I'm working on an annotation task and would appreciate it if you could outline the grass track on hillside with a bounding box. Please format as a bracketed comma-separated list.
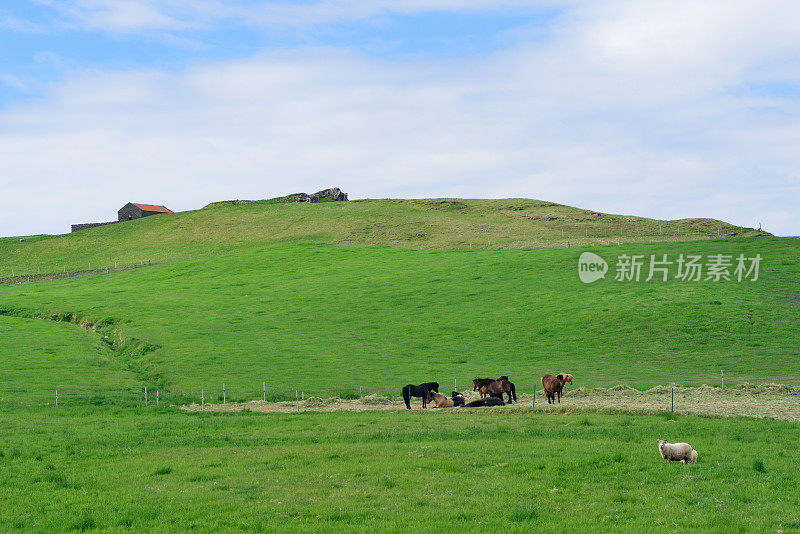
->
[1, 408, 798, 532]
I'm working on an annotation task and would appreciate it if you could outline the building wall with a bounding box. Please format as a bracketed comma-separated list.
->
[118, 204, 143, 221]
[71, 221, 118, 233]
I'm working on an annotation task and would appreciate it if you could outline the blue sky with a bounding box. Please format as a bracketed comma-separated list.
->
[1, 1, 799, 237]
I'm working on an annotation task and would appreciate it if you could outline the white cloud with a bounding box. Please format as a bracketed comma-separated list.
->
[0, 10, 43, 33]
[2, 1, 799, 236]
[36, 0, 575, 31]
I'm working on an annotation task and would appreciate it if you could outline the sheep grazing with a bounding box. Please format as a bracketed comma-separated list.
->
[657, 440, 698, 463]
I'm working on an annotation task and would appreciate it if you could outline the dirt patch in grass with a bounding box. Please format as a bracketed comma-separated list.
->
[181, 384, 800, 421]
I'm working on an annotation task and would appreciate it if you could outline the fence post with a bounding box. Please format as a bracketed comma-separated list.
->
[360, 386, 363, 399]
[55, 390, 58, 407]
[454, 378, 457, 392]
[671, 387, 674, 413]
[223, 383, 226, 404]
[721, 369, 724, 390]
[263, 381, 266, 401]
[201, 389, 204, 411]
[533, 384, 535, 407]
[296, 390, 299, 412]
[144, 387, 148, 406]
[156, 390, 160, 407]
[302, 391, 304, 401]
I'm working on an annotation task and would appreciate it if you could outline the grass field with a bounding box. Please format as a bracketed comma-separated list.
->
[0, 198, 797, 532]
[1, 198, 766, 279]
[1, 407, 798, 532]
[1, 237, 797, 405]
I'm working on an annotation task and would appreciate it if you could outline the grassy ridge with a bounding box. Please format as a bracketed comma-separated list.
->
[1, 408, 798, 532]
[2, 198, 765, 278]
[2, 238, 796, 403]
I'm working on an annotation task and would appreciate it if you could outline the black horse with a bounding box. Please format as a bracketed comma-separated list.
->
[402, 382, 439, 409]
[464, 397, 505, 407]
[451, 391, 466, 407]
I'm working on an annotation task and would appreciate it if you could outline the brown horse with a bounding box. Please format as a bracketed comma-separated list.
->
[426, 391, 455, 408]
[541, 374, 569, 404]
[473, 378, 517, 403]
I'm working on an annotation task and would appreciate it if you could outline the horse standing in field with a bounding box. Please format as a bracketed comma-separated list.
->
[402, 382, 439, 409]
[541, 374, 570, 404]
[473, 377, 517, 404]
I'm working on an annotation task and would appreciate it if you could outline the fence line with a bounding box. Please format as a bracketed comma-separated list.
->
[2, 372, 797, 411]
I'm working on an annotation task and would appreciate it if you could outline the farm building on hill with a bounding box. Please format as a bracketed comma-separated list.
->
[71, 202, 173, 232]
[118, 203, 173, 221]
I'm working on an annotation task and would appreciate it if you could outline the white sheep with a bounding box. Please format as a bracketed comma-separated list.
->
[657, 440, 698, 463]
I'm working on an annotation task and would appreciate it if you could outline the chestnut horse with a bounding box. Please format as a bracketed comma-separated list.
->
[541, 374, 570, 404]
[472, 377, 517, 404]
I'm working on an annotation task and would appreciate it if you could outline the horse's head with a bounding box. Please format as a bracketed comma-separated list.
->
[472, 379, 479, 391]
[563, 374, 573, 385]
[426, 390, 437, 402]
[498, 376, 509, 381]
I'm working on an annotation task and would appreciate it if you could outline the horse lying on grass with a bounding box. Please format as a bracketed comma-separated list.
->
[426, 391, 455, 408]
[472, 377, 517, 404]
[464, 397, 505, 407]
[402, 382, 439, 409]
[451, 391, 465, 407]
[541, 374, 572, 404]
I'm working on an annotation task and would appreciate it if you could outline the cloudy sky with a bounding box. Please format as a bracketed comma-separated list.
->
[1, 1, 799, 237]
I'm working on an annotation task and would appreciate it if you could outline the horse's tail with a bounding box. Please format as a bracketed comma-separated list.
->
[510, 381, 517, 402]
[402, 385, 411, 409]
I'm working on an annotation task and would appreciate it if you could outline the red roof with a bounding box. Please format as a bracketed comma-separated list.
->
[133, 203, 173, 213]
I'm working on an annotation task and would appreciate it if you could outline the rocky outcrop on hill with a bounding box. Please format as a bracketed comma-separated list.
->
[285, 188, 348, 203]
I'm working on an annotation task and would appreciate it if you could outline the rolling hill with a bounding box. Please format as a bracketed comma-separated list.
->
[1, 198, 768, 280]
[1, 207, 796, 404]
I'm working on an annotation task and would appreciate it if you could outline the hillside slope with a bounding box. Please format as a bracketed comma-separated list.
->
[1, 237, 796, 404]
[2, 198, 767, 279]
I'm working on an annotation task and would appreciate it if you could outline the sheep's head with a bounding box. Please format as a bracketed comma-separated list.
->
[657, 439, 668, 450]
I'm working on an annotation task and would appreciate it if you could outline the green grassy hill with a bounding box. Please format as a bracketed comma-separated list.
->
[2, 197, 798, 532]
[2, 198, 767, 279]
[2, 236, 796, 404]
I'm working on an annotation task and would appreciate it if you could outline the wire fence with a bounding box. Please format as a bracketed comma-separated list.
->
[3, 374, 798, 415]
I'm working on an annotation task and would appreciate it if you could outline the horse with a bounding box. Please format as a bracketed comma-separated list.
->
[451, 391, 465, 407]
[426, 391, 455, 408]
[464, 397, 505, 407]
[402, 382, 439, 409]
[473, 377, 517, 403]
[541, 374, 569, 404]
